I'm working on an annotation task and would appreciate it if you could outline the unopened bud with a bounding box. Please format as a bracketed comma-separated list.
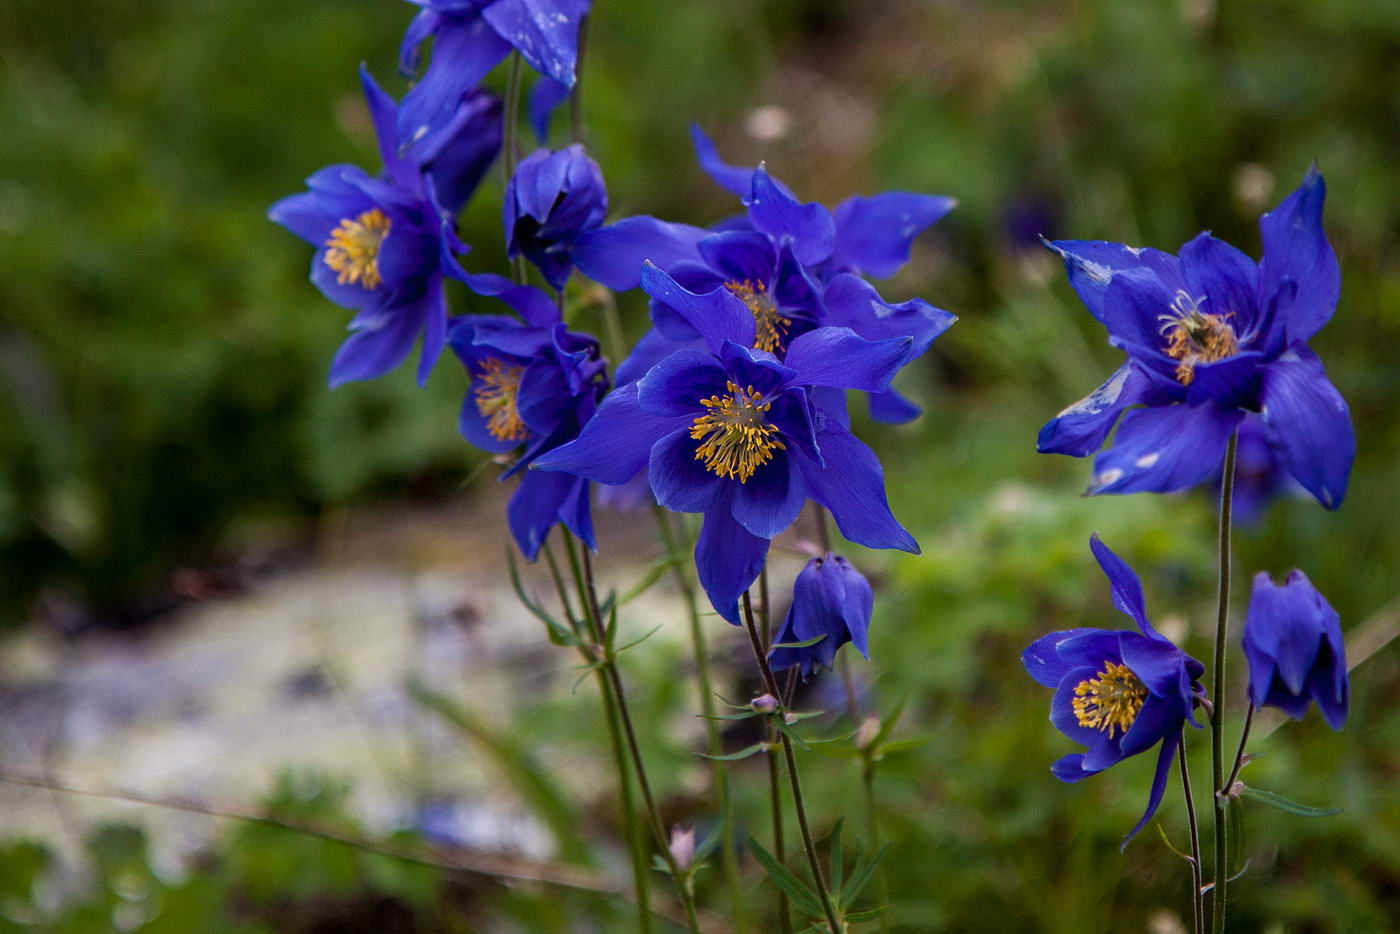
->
[751, 694, 778, 713]
[669, 825, 696, 870]
[855, 715, 881, 750]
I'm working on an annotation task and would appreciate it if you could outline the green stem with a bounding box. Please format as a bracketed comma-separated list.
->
[1179, 734, 1204, 934]
[570, 15, 589, 144]
[1224, 704, 1255, 794]
[742, 591, 843, 933]
[502, 53, 528, 285]
[755, 566, 792, 934]
[1209, 431, 1238, 934]
[654, 510, 748, 933]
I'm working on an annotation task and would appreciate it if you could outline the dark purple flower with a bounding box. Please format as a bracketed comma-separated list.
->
[269, 67, 495, 387]
[1038, 169, 1354, 509]
[505, 144, 607, 290]
[448, 290, 608, 559]
[1242, 570, 1348, 729]
[1022, 535, 1206, 848]
[397, 0, 589, 149]
[768, 553, 873, 679]
[532, 264, 918, 622]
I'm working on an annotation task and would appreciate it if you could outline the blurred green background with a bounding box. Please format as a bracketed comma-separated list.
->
[1, 0, 1398, 930]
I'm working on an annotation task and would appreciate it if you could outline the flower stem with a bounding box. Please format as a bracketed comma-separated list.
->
[653, 510, 748, 933]
[501, 52, 528, 286]
[570, 15, 589, 145]
[1209, 430, 1238, 934]
[562, 533, 703, 933]
[1178, 733, 1204, 934]
[742, 591, 843, 934]
[1224, 704, 1255, 794]
[755, 566, 793, 934]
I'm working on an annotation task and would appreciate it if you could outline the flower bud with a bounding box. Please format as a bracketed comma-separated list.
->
[751, 694, 778, 713]
[1242, 569, 1348, 729]
[768, 554, 873, 679]
[668, 825, 696, 871]
[505, 144, 607, 289]
[855, 715, 881, 750]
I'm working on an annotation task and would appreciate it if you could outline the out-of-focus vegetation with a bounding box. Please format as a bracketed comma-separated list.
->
[1, 0, 1398, 930]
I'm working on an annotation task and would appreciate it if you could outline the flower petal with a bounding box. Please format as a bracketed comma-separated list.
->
[1038, 363, 1163, 457]
[792, 420, 917, 553]
[821, 273, 957, 357]
[1121, 738, 1178, 850]
[634, 350, 729, 417]
[640, 263, 756, 352]
[1022, 628, 1110, 688]
[508, 468, 585, 561]
[1179, 232, 1259, 332]
[1257, 168, 1339, 344]
[730, 453, 805, 539]
[532, 382, 686, 484]
[615, 328, 699, 386]
[746, 164, 835, 268]
[829, 192, 955, 279]
[1088, 404, 1244, 496]
[328, 298, 429, 387]
[398, 15, 510, 148]
[866, 387, 922, 425]
[649, 427, 726, 514]
[691, 123, 765, 198]
[571, 216, 708, 291]
[1089, 534, 1155, 635]
[696, 230, 776, 285]
[1050, 753, 1095, 783]
[481, 0, 586, 86]
[1044, 239, 1185, 321]
[1259, 345, 1354, 509]
[695, 496, 770, 624]
[783, 327, 914, 393]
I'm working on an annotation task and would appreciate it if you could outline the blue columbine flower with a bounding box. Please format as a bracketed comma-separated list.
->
[1038, 169, 1355, 509]
[397, 0, 589, 149]
[505, 144, 607, 290]
[769, 553, 873, 679]
[448, 290, 608, 559]
[532, 264, 918, 622]
[570, 126, 956, 422]
[1022, 535, 1206, 847]
[1242, 570, 1348, 730]
[269, 67, 497, 387]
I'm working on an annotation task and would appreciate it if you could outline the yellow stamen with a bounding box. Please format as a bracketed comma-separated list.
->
[1158, 290, 1238, 385]
[1072, 661, 1148, 739]
[474, 357, 528, 443]
[324, 208, 391, 290]
[725, 279, 792, 354]
[690, 381, 786, 482]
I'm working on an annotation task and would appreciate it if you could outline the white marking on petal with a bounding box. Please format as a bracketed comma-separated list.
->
[1055, 367, 1130, 419]
[870, 298, 894, 319]
[1135, 452, 1160, 468]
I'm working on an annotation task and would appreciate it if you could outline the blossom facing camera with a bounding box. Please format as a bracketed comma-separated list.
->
[1021, 535, 1206, 848]
[1038, 169, 1354, 510]
[505, 145, 608, 289]
[769, 554, 873, 679]
[1242, 570, 1348, 729]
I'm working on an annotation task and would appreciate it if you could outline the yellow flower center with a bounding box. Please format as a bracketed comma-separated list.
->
[324, 208, 391, 290]
[1158, 291, 1238, 385]
[1072, 661, 1148, 739]
[690, 381, 786, 483]
[474, 357, 528, 443]
[725, 279, 792, 354]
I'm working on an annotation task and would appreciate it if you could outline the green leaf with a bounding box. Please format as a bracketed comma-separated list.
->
[844, 905, 893, 923]
[697, 743, 768, 762]
[828, 818, 845, 894]
[1155, 823, 1197, 866]
[873, 736, 931, 758]
[613, 624, 663, 657]
[745, 834, 824, 918]
[841, 841, 890, 907]
[872, 695, 909, 742]
[1237, 786, 1342, 817]
[771, 633, 828, 650]
[618, 557, 678, 606]
[699, 711, 762, 721]
[506, 548, 576, 646]
[1228, 794, 1247, 874]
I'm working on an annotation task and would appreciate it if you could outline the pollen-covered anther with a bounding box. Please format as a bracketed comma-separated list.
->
[1158, 290, 1239, 384]
[690, 381, 786, 482]
[1072, 661, 1148, 738]
[474, 357, 528, 443]
[324, 208, 391, 289]
[725, 279, 792, 353]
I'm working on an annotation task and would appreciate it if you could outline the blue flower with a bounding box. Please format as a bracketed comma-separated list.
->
[505, 144, 607, 290]
[532, 264, 918, 622]
[570, 126, 956, 422]
[1216, 415, 1295, 524]
[448, 291, 608, 560]
[768, 553, 873, 679]
[1022, 535, 1206, 848]
[1242, 570, 1348, 730]
[269, 67, 495, 387]
[397, 0, 589, 148]
[1038, 169, 1354, 509]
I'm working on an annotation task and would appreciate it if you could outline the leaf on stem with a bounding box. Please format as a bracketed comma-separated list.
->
[1236, 786, 1343, 817]
[746, 834, 825, 919]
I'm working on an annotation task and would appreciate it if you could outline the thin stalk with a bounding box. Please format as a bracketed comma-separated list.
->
[1209, 431, 1238, 934]
[1179, 734, 1204, 934]
[563, 533, 703, 933]
[1224, 704, 1255, 794]
[742, 592, 843, 933]
[654, 509, 748, 933]
[756, 565, 793, 934]
[570, 15, 589, 144]
[501, 53, 528, 285]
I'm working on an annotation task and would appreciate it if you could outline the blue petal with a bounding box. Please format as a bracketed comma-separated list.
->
[1088, 404, 1244, 496]
[649, 427, 725, 514]
[746, 164, 835, 268]
[829, 192, 955, 279]
[1051, 666, 1113, 748]
[1118, 633, 1190, 702]
[415, 284, 448, 386]
[866, 387, 922, 425]
[358, 65, 413, 187]
[572, 216, 707, 291]
[1259, 346, 1353, 509]
[416, 89, 503, 214]
[1044, 239, 1185, 321]
[690, 123, 758, 198]
[820, 273, 956, 357]
[792, 420, 917, 553]
[532, 382, 686, 484]
[634, 350, 729, 417]
[1243, 571, 1315, 697]
[1185, 352, 1265, 409]
[1038, 363, 1163, 457]
[1022, 627, 1111, 688]
[1050, 753, 1095, 783]
[398, 15, 510, 149]
[695, 496, 770, 624]
[767, 389, 820, 462]
[1257, 168, 1339, 345]
[328, 297, 429, 387]
[268, 189, 337, 244]
[730, 453, 805, 539]
[508, 468, 576, 560]
[696, 230, 776, 285]
[529, 75, 570, 142]
[1179, 232, 1259, 333]
[1100, 267, 1182, 353]
[615, 328, 698, 386]
[639, 264, 756, 354]
[783, 327, 914, 392]
[481, 0, 587, 87]
[1088, 534, 1155, 636]
[1121, 738, 1178, 850]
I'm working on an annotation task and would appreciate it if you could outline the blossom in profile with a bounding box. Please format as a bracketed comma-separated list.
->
[1038, 169, 1354, 509]
[505, 144, 607, 289]
[268, 67, 495, 387]
[1022, 535, 1205, 847]
[1242, 570, 1348, 729]
[448, 292, 608, 560]
[397, 0, 589, 149]
[768, 553, 873, 679]
[532, 264, 918, 622]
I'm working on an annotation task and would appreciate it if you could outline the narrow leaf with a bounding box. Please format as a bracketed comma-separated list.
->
[844, 905, 893, 923]
[771, 633, 828, 650]
[828, 818, 845, 894]
[506, 548, 576, 645]
[1237, 786, 1343, 817]
[1155, 823, 1197, 866]
[697, 743, 768, 762]
[841, 841, 890, 906]
[746, 834, 824, 918]
[618, 558, 678, 606]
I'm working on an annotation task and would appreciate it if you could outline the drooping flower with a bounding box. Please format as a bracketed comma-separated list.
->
[505, 144, 607, 290]
[1242, 570, 1348, 729]
[768, 553, 873, 679]
[571, 126, 956, 422]
[269, 67, 496, 387]
[448, 289, 608, 559]
[1038, 169, 1354, 509]
[532, 264, 918, 622]
[397, 0, 589, 149]
[1022, 535, 1206, 847]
